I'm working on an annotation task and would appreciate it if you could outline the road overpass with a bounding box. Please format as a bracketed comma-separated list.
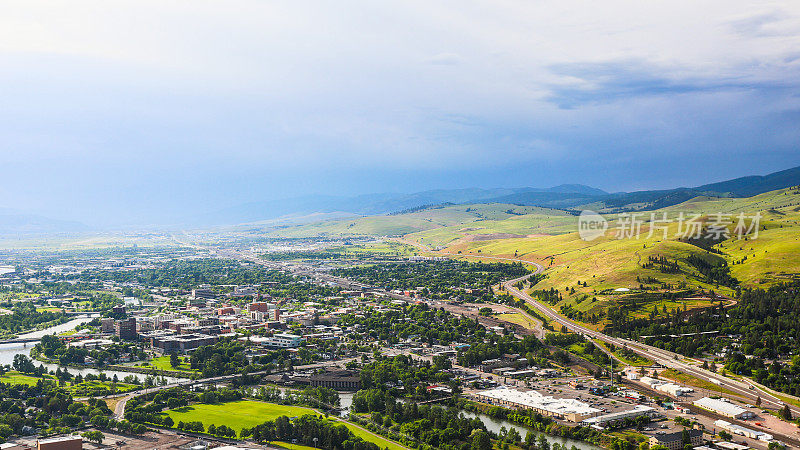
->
[502, 272, 800, 418]
[204, 240, 800, 418]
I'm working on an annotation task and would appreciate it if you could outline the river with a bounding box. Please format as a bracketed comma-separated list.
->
[459, 410, 602, 450]
[0, 316, 185, 383]
[0, 320, 598, 449]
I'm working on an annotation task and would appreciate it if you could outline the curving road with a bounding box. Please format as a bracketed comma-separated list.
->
[401, 234, 800, 416]
[203, 235, 800, 418]
[502, 272, 800, 417]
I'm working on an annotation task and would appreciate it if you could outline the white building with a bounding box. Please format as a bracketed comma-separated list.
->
[639, 376, 694, 396]
[714, 419, 772, 441]
[247, 333, 304, 348]
[694, 397, 755, 419]
[582, 405, 656, 427]
[472, 387, 601, 422]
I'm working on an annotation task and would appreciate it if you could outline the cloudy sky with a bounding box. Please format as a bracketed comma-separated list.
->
[1, 0, 799, 226]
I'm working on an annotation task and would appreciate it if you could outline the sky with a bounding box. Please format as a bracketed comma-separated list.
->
[1, 0, 799, 227]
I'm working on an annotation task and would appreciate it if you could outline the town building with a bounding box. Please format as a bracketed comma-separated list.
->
[150, 333, 218, 353]
[230, 286, 258, 297]
[713, 420, 773, 442]
[472, 387, 601, 422]
[693, 397, 755, 420]
[115, 317, 137, 340]
[581, 405, 656, 427]
[310, 370, 361, 391]
[648, 429, 703, 450]
[246, 333, 303, 348]
[100, 317, 115, 333]
[639, 376, 694, 396]
[37, 436, 82, 450]
[192, 288, 216, 299]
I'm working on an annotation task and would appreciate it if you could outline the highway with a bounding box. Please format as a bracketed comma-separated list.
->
[196, 237, 800, 418]
[395, 237, 800, 417]
[112, 358, 355, 419]
[502, 272, 800, 417]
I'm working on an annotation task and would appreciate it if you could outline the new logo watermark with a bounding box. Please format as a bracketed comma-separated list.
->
[577, 211, 761, 242]
[578, 210, 608, 241]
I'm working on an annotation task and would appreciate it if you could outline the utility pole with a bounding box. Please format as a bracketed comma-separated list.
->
[610, 354, 614, 388]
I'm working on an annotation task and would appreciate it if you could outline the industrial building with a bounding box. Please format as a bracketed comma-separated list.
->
[639, 376, 694, 396]
[472, 387, 601, 422]
[693, 397, 755, 420]
[714, 420, 772, 442]
[581, 405, 657, 427]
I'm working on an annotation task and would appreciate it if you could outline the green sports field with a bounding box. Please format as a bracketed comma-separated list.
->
[163, 401, 315, 432]
[334, 419, 408, 450]
[162, 400, 408, 449]
[134, 355, 196, 373]
[0, 371, 47, 386]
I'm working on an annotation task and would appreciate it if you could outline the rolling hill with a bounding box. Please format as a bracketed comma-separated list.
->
[433, 186, 800, 328]
[239, 165, 800, 234]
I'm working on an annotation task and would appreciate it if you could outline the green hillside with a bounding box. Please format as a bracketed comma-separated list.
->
[256, 187, 800, 327]
[441, 187, 800, 328]
[260, 203, 573, 239]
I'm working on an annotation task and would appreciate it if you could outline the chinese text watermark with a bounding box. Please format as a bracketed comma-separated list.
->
[577, 211, 761, 241]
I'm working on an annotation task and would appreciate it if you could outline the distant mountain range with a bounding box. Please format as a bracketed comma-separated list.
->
[204, 165, 800, 226]
[3, 166, 799, 234]
[0, 209, 90, 236]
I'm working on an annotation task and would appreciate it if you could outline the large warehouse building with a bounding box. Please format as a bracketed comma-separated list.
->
[693, 397, 755, 419]
[582, 405, 657, 428]
[472, 387, 601, 422]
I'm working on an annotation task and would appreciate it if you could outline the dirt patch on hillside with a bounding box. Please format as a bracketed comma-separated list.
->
[464, 233, 527, 241]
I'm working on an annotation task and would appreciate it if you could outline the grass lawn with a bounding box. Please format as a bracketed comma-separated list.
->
[163, 401, 316, 432]
[137, 355, 195, 372]
[659, 369, 738, 396]
[595, 341, 652, 366]
[162, 401, 408, 450]
[0, 371, 49, 386]
[496, 312, 541, 330]
[68, 380, 138, 397]
[334, 419, 408, 450]
[271, 443, 318, 450]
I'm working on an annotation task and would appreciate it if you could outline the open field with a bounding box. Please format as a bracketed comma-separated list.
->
[162, 401, 316, 432]
[161, 401, 408, 449]
[69, 380, 139, 396]
[418, 189, 800, 327]
[133, 355, 195, 373]
[659, 369, 737, 396]
[0, 371, 138, 396]
[334, 419, 408, 450]
[260, 203, 573, 241]
[272, 443, 317, 450]
[446, 228, 724, 327]
[496, 312, 540, 330]
[0, 371, 47, 386]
